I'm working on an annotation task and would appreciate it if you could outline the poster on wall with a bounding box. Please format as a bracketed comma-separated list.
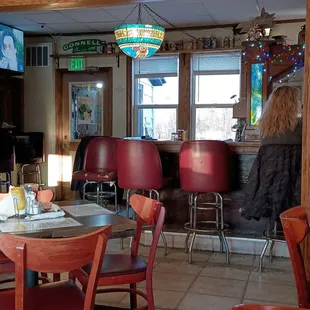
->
[77, 96, 96, 125]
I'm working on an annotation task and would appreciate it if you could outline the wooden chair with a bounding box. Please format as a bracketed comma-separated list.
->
[0, 225, 111, 310]
[280, 206, 309, 308]
[0, 190, 55, 283]
[233, 305, 307, 310]
[70, 194, 166, 310]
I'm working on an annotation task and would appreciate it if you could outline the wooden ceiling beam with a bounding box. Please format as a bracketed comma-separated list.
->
[0, 0, 163, 13]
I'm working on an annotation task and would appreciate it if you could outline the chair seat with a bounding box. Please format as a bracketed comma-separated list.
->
[83, 254, 147, 278]
[73, 170, 117, 182]
[0, 280, 85, 310]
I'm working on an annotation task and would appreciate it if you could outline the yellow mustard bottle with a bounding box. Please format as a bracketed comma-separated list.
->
[10, 187, 27, 215]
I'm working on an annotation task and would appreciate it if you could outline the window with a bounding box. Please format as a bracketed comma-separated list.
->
[191, 52, 241, 140]
[133, 56, 178, 140]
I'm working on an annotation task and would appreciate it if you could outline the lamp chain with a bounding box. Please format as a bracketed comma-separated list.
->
[137, 4, 142, 23]
[121, 4, 139, 24]
[143, 4, 197, 40]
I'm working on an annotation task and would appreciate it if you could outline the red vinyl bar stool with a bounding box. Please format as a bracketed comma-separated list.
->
[117, 139, 168, 256]
[180, 140, 231, 264]
[72, 137, 118, 210]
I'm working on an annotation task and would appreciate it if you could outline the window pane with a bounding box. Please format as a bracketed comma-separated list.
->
[138, 108, 176, 140]
[192, 53, 241, 71]
[134, 56, 178, 75]
[137, 77, 178, 105]
[195, 75, 240, 104]
[195, 108, 236, 140]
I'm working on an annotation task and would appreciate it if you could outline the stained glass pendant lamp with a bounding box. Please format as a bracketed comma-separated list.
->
[114, 4, 165, 59]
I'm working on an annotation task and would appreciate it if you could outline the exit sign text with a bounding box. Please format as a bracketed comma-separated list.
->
[69, 57, 85, 71]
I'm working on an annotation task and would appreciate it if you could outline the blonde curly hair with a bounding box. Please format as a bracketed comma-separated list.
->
[259, 85, 301, 137]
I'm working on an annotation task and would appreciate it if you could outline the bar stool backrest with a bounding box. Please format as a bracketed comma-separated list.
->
[117, 140, 163, 190]
[280, 206, 309, 308]
[180, 140, 230, 193]
[83, 137, 118, 173]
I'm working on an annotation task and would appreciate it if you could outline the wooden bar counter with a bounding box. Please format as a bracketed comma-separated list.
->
[152, 140, 266, 236]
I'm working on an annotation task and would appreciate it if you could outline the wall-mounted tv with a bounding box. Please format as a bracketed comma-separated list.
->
[0, 24, 24, 73]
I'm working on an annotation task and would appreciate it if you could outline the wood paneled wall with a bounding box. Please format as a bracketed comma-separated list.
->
[178, 53, 191, 134]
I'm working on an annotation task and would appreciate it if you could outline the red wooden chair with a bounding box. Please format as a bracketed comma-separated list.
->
[0, 225, 111, 310]
[0, 190, 55, 283]
[70, 194, 166, 310]
[280, 206, 309, 308]
[233, 305, 307, 310]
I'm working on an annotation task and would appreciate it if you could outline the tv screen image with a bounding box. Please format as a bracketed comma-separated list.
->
[0, 24, 24, 73]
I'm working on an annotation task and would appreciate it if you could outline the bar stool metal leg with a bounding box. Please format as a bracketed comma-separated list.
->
[259, 239, 270, 272]
[188, 193, 198, 264]
[96, 183, 100, 205]
[185, 193, 194, 253]
[112, 182, 118, 212]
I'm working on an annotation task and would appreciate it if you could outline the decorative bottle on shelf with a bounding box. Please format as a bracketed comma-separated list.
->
[298, 25, 306, 44]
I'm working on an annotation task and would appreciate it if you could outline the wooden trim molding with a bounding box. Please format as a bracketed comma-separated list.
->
[0, 0, 162, 12]
[126, 56, 132, 136]
[178, 53, 191, 134]
[302, 1, 310, 212]
[301, 0, 310, 280]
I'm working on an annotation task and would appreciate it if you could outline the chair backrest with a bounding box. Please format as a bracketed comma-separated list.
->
[0, 226, 111, 310]
[117, 140, 163, 190]
[129, 194, 165, 289]
[179, 140, 230, 193]
[280, 206, 309, 308]
[83, 137, 118, 172]
[232, 305, 306, 310]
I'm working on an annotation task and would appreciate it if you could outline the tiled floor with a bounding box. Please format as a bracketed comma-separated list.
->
[0, 239, 298, 310]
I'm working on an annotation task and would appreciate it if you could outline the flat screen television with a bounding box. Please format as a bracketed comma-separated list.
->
[0, 24, 24, 73]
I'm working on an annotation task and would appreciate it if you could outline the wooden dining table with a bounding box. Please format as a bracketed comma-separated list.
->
[0, 200, 137, 288]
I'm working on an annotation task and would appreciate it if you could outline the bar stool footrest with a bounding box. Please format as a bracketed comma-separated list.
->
[184, 221, 229, 233]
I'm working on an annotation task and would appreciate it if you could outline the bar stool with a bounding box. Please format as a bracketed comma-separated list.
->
[180, 140, 231, 264]
[259, 219, 286, 272]
[117, 139, 168, 255]
[72, 137, 118, 210]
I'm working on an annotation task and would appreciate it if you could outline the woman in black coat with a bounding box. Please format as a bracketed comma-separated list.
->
[241, 85, 302, 221]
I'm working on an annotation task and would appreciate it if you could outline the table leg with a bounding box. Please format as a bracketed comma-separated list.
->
[25, 270, 39, 288]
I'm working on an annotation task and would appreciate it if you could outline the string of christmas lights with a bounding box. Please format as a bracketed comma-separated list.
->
[242, 43, 305, 84]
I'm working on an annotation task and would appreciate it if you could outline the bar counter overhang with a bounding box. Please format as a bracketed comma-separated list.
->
[149, 140, 264, 236]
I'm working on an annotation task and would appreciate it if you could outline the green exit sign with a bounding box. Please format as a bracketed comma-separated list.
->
[69, 57, 85, 71]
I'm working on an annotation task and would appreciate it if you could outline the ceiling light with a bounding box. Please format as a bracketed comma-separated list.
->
[115, 23, 165, 59]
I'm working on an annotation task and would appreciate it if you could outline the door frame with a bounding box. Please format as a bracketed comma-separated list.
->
[54, 67, 113, 199]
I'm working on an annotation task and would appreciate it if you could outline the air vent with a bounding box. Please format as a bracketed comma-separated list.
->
[26, 44, 49, 67]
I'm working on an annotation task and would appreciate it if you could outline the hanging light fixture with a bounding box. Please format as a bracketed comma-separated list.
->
[114, 4, 165, 59]
[115, 24, 165, 58]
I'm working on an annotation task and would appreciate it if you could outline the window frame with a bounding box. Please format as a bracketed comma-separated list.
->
[132, 57, 179, 137]
[191, 52, 241, 140]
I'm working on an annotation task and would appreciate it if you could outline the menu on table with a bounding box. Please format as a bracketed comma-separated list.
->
[61, 203, 114, 217]
[0, 217, 82, 233]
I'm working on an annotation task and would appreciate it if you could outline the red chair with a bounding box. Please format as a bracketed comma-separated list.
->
[72, 137, 118, 209]
[117, 139, 167, 255]
[0, 190, 55, 283]
[70, 194, 166, 310]
[180, 140, 231, 264]
[280, 206, 309, 308]
[233, 305, 307, 310]
[0, 225, 111, 310]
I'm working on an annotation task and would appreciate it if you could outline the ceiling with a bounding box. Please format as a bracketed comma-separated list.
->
[0, 0, 306, 35]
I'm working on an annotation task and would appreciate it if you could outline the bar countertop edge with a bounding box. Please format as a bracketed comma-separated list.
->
[154, 140, 260, 154]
